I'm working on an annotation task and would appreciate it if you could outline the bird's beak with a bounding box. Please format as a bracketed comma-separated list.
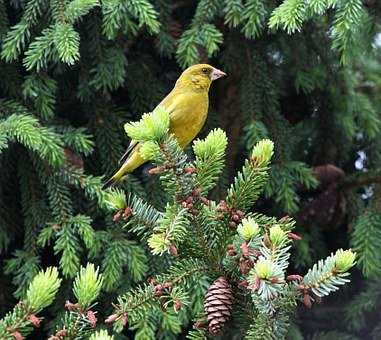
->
[211, 68, 227, 81]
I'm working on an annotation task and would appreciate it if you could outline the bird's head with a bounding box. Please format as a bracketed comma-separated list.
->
[175, 64, 226, 91]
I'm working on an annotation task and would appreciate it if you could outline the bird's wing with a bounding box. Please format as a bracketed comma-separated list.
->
[119, 139, 138, 164]
[155, 90, 191, 121]
[155, 90, 177, 116]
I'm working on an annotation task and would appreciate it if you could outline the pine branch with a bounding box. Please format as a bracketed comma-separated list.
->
[223, 0, 244, 28]
[4, 250, 40, 299]
[0, 0, 46, 62]
[109, 258, 207, 332]
[106, 190, 161, 238]
[54, 222, 81, 278]
[101, 0, 159, 39]
[101, 236, 148, 291]
[59, 166, 109, 209]
[23, 27, 56, 71]
[340, 170, 381, 191]
[89, 47, 128, 92]
[226, 139, 274, 212]
[22, 74, 57, 121]
[148, 204, 190, 255]
[302, 249, 356, 297]
[0, 268, 61, 339]
[350, 212, 381, 277]
[101, 0, 138, 39]
[193, 128, 228, 194]
[126, 0, 160, 34]
[332, 0, 366, 64]
[64, 0, 99, 23]
[269, 0, 307, 34]
[176, 0, 223, 67]
[0, 100, 65, 166]
[51, 263, 103, 339]
[241, 0, 268, 39]
[155, 135, 195, 198]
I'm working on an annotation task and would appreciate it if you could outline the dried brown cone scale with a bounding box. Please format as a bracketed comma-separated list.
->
[204, 276, 233, 336]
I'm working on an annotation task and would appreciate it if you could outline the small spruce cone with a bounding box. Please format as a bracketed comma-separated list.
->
[204, 277, 233, 336]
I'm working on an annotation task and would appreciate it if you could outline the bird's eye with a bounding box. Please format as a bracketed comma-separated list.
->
[202, 68, 209, 74]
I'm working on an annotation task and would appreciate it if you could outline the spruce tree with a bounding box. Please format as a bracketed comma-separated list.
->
[0, 0, 380, 339]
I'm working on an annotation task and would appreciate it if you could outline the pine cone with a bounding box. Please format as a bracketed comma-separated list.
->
[64, 148, 84, 169]
[204, 276, 233, 336]
[313, 164, 345, 188]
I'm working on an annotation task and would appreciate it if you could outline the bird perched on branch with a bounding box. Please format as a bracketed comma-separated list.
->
[103, 64, 226, 189]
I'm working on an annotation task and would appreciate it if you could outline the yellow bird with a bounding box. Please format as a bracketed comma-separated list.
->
[103, 64, 226, 189]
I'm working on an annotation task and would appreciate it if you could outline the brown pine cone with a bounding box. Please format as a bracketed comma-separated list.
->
[204, 276, 233, 336]
[64, 148, 84, 169]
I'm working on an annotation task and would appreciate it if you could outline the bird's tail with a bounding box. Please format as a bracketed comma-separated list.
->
[102, 147, 145, 189]
[102, 175, 119, 190]
[102, 167, 126, 190]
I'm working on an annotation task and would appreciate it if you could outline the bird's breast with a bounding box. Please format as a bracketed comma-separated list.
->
[168, 93, 209, 147]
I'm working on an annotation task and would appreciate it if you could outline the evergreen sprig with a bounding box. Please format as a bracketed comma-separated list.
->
[148, 204, 190, 255]
[119, 192, 162, 238]
[110, 258, 208, 334]
[302, 249, 356, 297]
[0, 267, 61, 339]
[350, 212, 381, 277]
[0, 0, 46, 62]
[124, 107, 170, 142]
[0, 0, 376, 337]
[49, 263, 104, 339]
[227, 139, 274, 211]
[73, 263, 103, 309]
[268, 0, 367, 63]
[0, 100, 65, 166]
[104, 123, 355, 338]
[193, 128, 228, 193]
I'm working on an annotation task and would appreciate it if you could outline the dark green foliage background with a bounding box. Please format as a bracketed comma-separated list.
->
[0, 0, 380, 339]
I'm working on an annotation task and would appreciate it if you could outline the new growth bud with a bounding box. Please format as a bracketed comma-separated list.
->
[334, 249, 356, 272]
[113, 210, 123, 222]
[105, 314, 118, 324]
[240, 259, 254, 274]
[123, 206, 132, 219]
[28, 314, 42, 327]
[87, 310, 97, 328]
[240, 242, 250, 257]
[148, 165, 167, 175]
[251, 139, 274, 166]
[11, 331, 24, 340]
[169, 244, 179, 257]
[303, 294, 313, 308]
[65, 300, 79, 311]
[105, 190, 127, 210]
[254, 259, 273, 279]
[174, 299, 182, 312]
[269, 225, 286, 246]
[287, 274, 303, 282]
[227, 244, 237, 256]
[147, 233, 170, 255]
[154, 284, 164, 297]
[250, 276, 261, 291]
[288, 232, 302, 241]
[237, 217, 260, 240]
[139, 141, 161, 160]
[184, 166, 197, 174]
